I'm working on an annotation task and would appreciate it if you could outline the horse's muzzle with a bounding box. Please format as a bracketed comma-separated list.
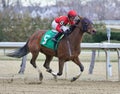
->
[92, 29, 97, 34]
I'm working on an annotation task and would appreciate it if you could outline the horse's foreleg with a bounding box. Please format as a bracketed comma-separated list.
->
[43, 55, 53, 73]
[71, 57, 84, 82]
[30, 52, 43, 81]
[73, 57, 84, 72]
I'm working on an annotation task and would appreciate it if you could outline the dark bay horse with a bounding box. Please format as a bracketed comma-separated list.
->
[7, 16, 96, 82]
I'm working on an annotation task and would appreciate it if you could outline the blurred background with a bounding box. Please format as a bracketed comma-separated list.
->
[0, 0, 120, 42]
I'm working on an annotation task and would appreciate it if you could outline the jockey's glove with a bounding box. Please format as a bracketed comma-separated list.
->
[64, 29, 70, 36]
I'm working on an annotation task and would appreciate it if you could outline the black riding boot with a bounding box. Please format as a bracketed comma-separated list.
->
[52, 32, 63, 42]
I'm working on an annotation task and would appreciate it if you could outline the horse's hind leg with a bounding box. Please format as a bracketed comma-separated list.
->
[30, 51, 43, 81]
[43, 55, 53, 73]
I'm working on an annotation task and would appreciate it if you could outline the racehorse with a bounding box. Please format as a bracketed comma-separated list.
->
[7, 16, 96, 82]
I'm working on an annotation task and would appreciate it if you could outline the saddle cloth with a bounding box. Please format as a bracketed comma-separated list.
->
[40, 30, 63, 50]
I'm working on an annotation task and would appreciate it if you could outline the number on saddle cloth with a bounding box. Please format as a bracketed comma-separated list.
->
[40, 30, 63, 50]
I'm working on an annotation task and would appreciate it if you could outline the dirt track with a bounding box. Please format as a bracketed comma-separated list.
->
[0, 60, 120, 94]
[1, 79, 120, 94]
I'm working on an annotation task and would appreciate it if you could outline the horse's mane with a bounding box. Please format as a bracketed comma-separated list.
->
[70, 19, 80, 31]
[66, 19, 81, 35]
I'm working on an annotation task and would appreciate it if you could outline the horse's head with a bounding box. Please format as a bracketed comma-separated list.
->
[76, 16, 96, 34]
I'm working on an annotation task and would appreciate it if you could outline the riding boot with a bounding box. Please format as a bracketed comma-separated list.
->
[52, 32, 63, 42]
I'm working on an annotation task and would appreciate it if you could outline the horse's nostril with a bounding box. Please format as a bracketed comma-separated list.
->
[93, 30, 96, 33]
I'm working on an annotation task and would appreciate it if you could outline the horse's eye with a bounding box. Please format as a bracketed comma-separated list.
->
[85, 22, 88, 25]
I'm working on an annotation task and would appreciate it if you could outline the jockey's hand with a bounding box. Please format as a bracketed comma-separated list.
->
[64, 29, 70, 36]
[61, 26, 69, 32]
[66, 29, 70, 32]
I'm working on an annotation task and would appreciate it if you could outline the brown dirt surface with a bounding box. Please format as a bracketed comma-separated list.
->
[0, 60, 120, 94]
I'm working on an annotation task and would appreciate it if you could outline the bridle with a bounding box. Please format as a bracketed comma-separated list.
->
[74, 18, 93, 32]
[67, 17, 93, 35]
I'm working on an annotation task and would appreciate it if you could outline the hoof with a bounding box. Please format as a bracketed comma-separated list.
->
[39, 73, 43, 81]
[71, 73, 82, 82]
[46, 69, 52, 73]
[71, 77, 77, 82]
[80, 65, 84, 72]
[57, 73, 62, 76]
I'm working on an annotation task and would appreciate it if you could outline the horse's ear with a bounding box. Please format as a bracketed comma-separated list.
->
[78, 15, 83, 20]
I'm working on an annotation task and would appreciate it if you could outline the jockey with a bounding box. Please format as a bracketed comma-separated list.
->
[52, 10, 77, 42]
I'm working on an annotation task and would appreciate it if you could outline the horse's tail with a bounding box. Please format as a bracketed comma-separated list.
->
[7, 41, 29, 58]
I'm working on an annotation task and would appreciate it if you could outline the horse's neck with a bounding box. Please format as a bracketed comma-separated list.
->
[69, 28, 84, 47]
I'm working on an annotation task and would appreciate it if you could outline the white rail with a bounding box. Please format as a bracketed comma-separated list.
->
[0, 42, 25, 48]
[0, 42, 120, 80]
[0, 42, 120, 49]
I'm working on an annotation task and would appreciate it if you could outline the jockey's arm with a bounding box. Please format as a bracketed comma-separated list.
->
[56, 24, 62, 32]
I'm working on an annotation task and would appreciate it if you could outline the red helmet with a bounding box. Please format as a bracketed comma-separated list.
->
[68, 10, 77, 18]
